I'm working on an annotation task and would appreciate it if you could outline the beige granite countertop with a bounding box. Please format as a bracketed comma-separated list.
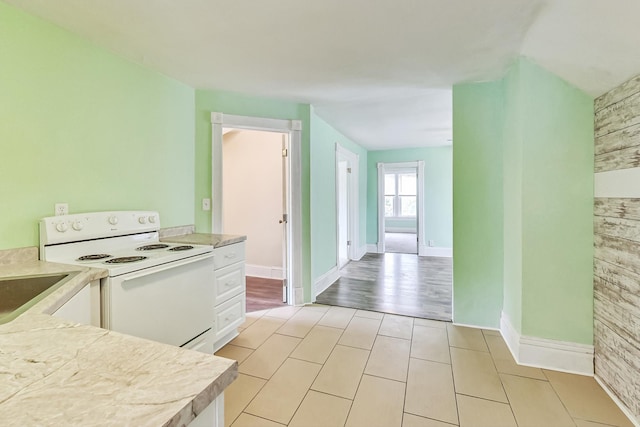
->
[161, 233, 246, 248]
[0, 256, 237, 426]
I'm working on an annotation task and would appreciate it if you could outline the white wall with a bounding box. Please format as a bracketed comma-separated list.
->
[223, 129, 283, 276]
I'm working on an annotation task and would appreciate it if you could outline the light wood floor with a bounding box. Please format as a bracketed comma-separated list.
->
[246, 276, 287, 313]
[217, 305, 632, 427]
[316, 253, 452, 321]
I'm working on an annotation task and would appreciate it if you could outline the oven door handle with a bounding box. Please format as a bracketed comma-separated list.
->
[120, 252, 214, 283]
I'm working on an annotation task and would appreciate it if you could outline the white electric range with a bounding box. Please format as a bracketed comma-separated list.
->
[40, 211, 216, 353]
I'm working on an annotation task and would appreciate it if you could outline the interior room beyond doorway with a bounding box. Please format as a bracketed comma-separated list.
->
[222, 128, 288, 312]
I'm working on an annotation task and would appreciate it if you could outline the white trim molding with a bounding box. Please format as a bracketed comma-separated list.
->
[595, 167, 640, 198]
[313, 266, 340, 300]
[500, 312, 594, 376]
[377, 163, 385, 254]
[366, 244, 379, 254]
[245, 264, 284, 280]
[335, 143, 360, 264]
[211, 112, 302, 306]
[356, 245, 367, 260]
[376, 161, 425, 255]
[420, 246, 453, 257]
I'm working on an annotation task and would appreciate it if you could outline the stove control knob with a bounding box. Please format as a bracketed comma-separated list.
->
[138, 216, 147, 224]
[148, 215, 156, 224]
[55, 222, 68, 233]
[72, 220, 84, 231]
[108, 215, 118, 225]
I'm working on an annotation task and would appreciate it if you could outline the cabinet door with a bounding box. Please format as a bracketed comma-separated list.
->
[53, 280, 100, 326]
[214, 263, 245, 305]
[214, 242, 245, 270]
[214, 293, 245, 341]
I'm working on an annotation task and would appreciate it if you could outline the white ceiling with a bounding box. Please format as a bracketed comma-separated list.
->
[7, 0, 640, 150]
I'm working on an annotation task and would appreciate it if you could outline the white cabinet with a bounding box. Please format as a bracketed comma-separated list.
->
[53, 280, 100, 326]
[188, 393, 224, 427]
[212, 242, 246, 351]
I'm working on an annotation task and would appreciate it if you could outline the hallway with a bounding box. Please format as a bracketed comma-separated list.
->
[315, 253, 452, 321]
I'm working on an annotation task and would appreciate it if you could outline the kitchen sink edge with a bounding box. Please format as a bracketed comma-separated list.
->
[0, 258, 237, 427]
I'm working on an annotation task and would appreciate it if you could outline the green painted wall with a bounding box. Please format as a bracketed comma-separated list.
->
[502, 60, 525, 332]
[452, 82, 505, 328]
[310, 109, 368, 282]
[517, 58, 594, 344]
[194, 89, 312, 300]
[453, 58, 594, 343]
[0, 2, 195, 250]
[367, 147, 453, 248]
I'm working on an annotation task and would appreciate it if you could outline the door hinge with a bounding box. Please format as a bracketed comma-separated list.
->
[279, 213, 288, 224]
[283, 278, 288, 287]
[347, 240, 351, 246]
[347, 167, 352, 173]
[282, 148, 288, 157]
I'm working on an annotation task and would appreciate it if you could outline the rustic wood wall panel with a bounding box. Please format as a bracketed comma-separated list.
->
[594, 145, 640, 173]
[594, 197, 640, 220]
[595, 123, 640, 156]
[595, 75, 640, 113]
[594, 321, 640, 418]
[594, 73, 640, 423]
[595, 91, 640, 138]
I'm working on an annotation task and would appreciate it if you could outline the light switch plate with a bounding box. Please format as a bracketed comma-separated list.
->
[202, 198, 211, 211]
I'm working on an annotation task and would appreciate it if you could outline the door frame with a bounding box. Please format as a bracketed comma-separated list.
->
[377, 161, 425, 255]
[211, 112, 302, 305]
[335, 143, 359, 267]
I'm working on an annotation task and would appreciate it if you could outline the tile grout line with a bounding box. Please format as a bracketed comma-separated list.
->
[481, 329, 521, 427]
[543, 371, 588, 427]
[340, 314, 382, 425]
[446, 323, 462, 426]
[235, 315, 315, 425]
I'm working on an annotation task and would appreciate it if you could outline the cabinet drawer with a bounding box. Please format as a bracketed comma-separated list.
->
[214, 293, 245, 341]
[214, 263, 245, 304]
[214, 242, 245, 270]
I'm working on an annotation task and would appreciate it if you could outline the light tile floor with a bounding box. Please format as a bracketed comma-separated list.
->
[216, 305, 634, 427]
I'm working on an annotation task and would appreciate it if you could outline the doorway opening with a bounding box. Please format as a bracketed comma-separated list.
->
[377, 161, 425, 255]
[222, 128, 288, 312]
[383, 168, 418, 254]
[211, 113, 303, 308]
[336, 143, 359, 270]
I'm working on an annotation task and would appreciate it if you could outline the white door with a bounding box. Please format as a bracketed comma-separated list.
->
[337, 159, 350, 268]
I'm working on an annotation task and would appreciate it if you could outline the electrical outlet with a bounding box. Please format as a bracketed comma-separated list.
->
[55, 203, 68, 216]
[428, 239, 434, 247]
[202, 198, 211, 211]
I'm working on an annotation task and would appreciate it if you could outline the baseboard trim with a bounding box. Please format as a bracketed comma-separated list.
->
[245, 264, 284, 280]
[355, 245, 367, 260]
[419, 246, 452, 257]
[500, 312, 594, 376]
[366, 244, 379, 254]
[313, 266, 340, 301]
[453, 322, 498, 331]
[595, 376, 640, 427]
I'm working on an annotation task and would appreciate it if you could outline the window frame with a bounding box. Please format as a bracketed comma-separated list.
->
[384, 171, 417, 219]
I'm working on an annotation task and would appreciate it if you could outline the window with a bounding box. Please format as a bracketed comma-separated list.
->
[384, 171, 416, 217]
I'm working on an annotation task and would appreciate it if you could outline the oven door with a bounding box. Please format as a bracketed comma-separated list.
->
[102, 252, 215, 351]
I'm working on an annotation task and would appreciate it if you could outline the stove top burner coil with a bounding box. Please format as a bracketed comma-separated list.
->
[136, 244, 170, 251]
[77, 254, 112, 261]
[168, 245, 194, 251]
[105, 256, 148, 264]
